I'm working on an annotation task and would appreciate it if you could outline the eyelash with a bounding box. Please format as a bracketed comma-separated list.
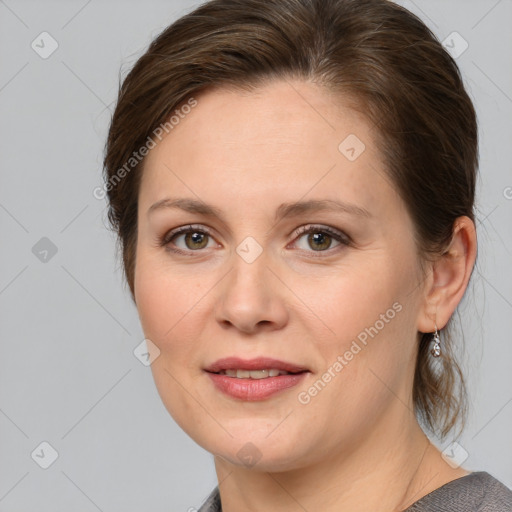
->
[159, 224, 351, 257]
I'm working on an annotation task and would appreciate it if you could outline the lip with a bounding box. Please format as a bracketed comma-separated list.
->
[204, 357, 308, 373]
[204, 357, 310, 401]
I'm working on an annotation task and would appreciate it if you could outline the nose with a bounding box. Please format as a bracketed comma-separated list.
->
[214, 250, 289, 334]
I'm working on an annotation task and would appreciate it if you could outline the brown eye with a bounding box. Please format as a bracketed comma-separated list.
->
[161, 225, 216, 254]
[306, 232, 333, 251]
[182, 231, 209, 250]
[292, 225, 349, 254]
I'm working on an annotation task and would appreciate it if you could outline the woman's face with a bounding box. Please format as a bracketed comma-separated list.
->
[134, 79, 428, 471]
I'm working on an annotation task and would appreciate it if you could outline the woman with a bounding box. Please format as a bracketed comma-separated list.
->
[102, 0, 512, 510]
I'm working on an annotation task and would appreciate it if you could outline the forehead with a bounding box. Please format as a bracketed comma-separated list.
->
[138, 79, 400, 220]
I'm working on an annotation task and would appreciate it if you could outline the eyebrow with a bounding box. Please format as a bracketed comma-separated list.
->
[147, 197, 372, 221]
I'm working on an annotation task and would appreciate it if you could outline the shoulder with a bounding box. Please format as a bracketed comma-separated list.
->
[197, 486, 221, 512]
[405, 471, 512, 511]
[196, 473, 512, 512]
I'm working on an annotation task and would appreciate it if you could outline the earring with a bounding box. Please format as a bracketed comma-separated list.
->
[431, 323, 441, 357]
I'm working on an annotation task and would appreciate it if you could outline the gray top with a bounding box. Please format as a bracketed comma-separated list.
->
[197, 472, 512, 511]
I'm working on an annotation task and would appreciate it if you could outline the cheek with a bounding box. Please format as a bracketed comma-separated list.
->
[300, 257, 418, 398]
[133, 249, 221, 384]
[297, 260, 400, 344]
[134, 273, 170, 342]
[134, 251, 201, 342]
[134, 254, 209, 424]
[296, 302, 415, 448]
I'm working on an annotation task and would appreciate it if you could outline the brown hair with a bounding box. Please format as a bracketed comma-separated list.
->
[103, 0, 478, 438]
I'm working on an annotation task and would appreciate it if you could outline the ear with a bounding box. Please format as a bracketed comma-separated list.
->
[417, 216, 478, 333]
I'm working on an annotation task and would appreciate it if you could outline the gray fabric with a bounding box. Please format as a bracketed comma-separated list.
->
[198, 486, 222, 512]
[197, 471, 512, 511]
[404, 472, 512, 511]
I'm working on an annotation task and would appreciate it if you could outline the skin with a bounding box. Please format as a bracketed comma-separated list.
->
[134, 79, 477, 511]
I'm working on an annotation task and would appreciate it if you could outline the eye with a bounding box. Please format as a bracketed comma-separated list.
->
[159, 223, 350, 256]
[290, 225, 350, 254]
[160, 224, 217, 254]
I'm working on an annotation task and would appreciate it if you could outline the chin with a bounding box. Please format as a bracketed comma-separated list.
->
[192, 423, 317, 473]
[213, 445, 310, 473]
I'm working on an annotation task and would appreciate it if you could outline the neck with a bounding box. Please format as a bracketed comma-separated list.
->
[213, 407, 467, 512]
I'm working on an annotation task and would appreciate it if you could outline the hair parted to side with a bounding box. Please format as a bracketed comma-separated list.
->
[103, 0, 478, 439]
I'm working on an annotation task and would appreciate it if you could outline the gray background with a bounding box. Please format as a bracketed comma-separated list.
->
[0, 0, 511, 510]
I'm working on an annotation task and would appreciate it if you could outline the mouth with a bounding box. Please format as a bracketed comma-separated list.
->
[215, 368, 301, 379]
[204, 356, 309, 376]
[204, 357, 310, 401]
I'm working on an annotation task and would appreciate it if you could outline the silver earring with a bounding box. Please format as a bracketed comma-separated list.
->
[431, 323, 441, 357]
